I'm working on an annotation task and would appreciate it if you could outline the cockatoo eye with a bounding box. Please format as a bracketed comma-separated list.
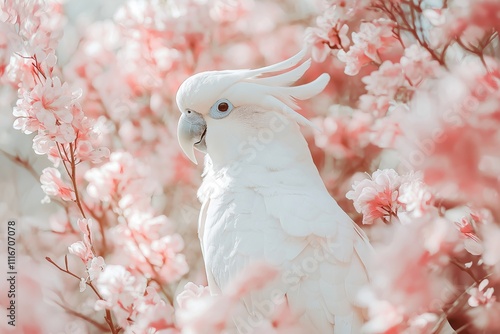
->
[210, 99, 233, 119]
[218, 102, 228, 112]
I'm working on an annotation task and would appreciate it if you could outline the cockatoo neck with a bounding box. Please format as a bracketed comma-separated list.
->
[203, 109, 315, 176]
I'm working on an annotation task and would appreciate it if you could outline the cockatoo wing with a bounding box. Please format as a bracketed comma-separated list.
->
[263, 184, 371, 333]
[198, 197, 223, 295]
[199, 160, 371, 333]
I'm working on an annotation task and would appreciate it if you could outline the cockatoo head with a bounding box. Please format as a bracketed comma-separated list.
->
[176, 49, 330, 165]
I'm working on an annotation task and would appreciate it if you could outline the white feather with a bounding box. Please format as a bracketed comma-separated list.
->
[247, 59, 312, 87]
[245, 48, 308, 77]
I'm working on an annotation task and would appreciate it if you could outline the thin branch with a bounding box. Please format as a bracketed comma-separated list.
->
[450, 258, 481, 284]
[46, 256, 118, 334]
[431, 283, 475, 333]
[82, 201, 109, 254]
[52, 299, 109, 332]
[455, 323, 471, 333]
[69, 142, 87, 219]
[56, 143, 72, 178]
[0, 148, 39, 181]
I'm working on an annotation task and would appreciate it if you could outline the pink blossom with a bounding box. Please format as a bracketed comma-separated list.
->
[48, 209, 71, 233]
[46, 145, 61, 166]
[68, 219, 97, 265]
[84, 154, 123, 202]
[434, 0, 500, 49]
[95, 265, 146, 327]
[400, 44, 441, 84]
[87, 256, 106, 280]
[304, 6, 350, 62]
[85, 152, 157, 209]
[422, 124, 495, 196]
[337, 45, 371, 76]
[150, 235, 189, 284]
[79, 277, 86, 292]
[469, 279, 495, 306]
[362, 61, 405, 98]
[360, 295, 403, 334]
[455, 217, 483, 256]
[361, 218, 459, 331]
[423, 217, 459, 256]
[369, 115, 403, 148]
[407, 313, 440, 333]
[177, 263, 295, 334]
[467, 300, 500, 332]
[176, 287, 234, 334]
[358, 61, 408, 116]
[314, 106, 374, 160]
[68, 241, 93, 263]
[75, 139, 110, 163]
[210, 0, 253, 23]
[481, 224, 500, 277]
[13, 77, 76, 140]
[176, 282, 211, 310]
[358, 94, 391, 117]
[397, 174, 434, 218]
[128, 287, 178, 333]
[32, 133, 54, 155]
[396, 63, 500, 201]
[77, 218, 93, 235]
[346, 169, 402, 224]
[305, 27, 334, 63]
[337, 19, 396, 75]
[40, 167, 75, 201]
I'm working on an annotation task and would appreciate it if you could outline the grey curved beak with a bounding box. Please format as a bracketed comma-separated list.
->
[177, 111, 207, 165]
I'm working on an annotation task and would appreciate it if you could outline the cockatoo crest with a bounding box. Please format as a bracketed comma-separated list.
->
[176, 49, 330, 127]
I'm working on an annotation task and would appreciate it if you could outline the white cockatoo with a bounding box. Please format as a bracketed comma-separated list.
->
[176, 50, 372, 333]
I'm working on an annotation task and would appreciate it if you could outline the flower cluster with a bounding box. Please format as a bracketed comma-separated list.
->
[346, 169, 434, 225]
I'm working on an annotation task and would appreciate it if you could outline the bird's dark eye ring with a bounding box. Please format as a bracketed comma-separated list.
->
[217, 102, 229, 112]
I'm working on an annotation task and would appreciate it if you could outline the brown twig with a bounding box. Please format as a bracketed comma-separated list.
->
[450, 258, 481, 284]
[68, 142, 87, 219]
[82, 201, 109, 254]
[431, 282, 475, 333]
[46, 256, 118, 334]
[52, 299, 109, 332]
[0, 148, 40, 181]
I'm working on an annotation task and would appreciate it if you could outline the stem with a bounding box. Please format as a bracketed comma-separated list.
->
[455, 323, 471, 333]
[431, 283, 475, 333]
[60, 142, 98, 255]
[46, 256, 118, 334]
[0, 149, 40, 181]
[82, 202, 109, 254]
[56, 143, 71, 172]
[69, 142, 87, 219]
[450, 258, 481, 284]
[52, 299, 109, 332]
